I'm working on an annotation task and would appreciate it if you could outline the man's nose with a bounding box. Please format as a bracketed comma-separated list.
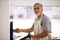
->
[35, 9, 38, 12]
[35, 9, 38, 11]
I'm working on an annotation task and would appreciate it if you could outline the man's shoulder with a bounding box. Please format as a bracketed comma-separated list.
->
[43, 14, 49, 19]
[42, 14, 50, 22]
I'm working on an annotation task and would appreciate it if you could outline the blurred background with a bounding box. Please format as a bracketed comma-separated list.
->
[9, 0, 60, 40]
[0, 0, 60, 40]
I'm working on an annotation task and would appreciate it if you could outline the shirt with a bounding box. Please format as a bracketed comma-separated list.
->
[31, 14, 51, 40]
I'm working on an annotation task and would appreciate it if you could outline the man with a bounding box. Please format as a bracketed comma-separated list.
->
[15, 3, 51, 40]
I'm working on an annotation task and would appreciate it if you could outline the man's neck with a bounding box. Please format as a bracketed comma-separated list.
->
[38, 13, 43, 18]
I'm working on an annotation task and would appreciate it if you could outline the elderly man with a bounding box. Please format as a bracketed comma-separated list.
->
[15, 3, 51, 40]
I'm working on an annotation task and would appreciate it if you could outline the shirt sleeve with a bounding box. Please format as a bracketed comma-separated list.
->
[41, 18, 51, 33]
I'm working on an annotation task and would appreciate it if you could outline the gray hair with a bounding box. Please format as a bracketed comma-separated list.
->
[33, 3, 43, 9]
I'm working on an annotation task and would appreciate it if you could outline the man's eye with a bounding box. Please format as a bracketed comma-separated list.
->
[34, 8, 40, 10]
[37, 8, 39, 9]
[34, 8, 36, 10]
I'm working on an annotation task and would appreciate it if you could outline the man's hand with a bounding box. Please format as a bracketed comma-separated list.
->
[14, 28, 21, 33]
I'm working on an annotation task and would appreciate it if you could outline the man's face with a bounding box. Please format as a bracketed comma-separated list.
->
[34, 5, 43, 16]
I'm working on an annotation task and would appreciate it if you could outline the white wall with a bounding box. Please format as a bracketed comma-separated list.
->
[10, 0, 60, 6]
[0, 0, 10, 40]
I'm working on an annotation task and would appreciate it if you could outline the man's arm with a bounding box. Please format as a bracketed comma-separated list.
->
[15, 27, 34, 33]
[31, 30, 50, 38]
